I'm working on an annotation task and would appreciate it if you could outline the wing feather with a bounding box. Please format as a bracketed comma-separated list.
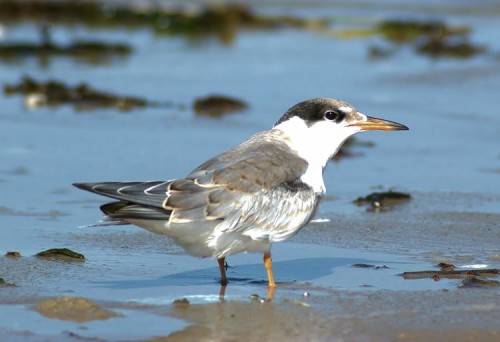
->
[73, 181, 170, 208]
[101, 202, 170, 221]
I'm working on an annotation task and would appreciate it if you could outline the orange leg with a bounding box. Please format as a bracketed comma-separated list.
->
[267, 286, 275, 301]
[263, 251, 276, 287]
[218, 257, 228, 286]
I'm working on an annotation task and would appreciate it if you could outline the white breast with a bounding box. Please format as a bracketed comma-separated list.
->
[273, 116, 360, 194]
[299, 164, 325, 194]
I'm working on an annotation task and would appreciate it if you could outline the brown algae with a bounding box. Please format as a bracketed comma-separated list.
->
[193, 95, 248, 117]
[35, 248, 85, 262]
[36, 297, 119, 323]
[4, 76, 151, 111]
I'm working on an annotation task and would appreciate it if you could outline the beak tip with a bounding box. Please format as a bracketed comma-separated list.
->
[351, 116, 409, 131]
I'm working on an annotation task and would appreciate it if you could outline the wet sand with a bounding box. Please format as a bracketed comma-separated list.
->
[1, 192, 498, 341]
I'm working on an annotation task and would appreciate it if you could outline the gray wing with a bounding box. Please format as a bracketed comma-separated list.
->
[74, 130, 312, 231]
[168, 130, 308, 221]
[190, 131, 307, 192]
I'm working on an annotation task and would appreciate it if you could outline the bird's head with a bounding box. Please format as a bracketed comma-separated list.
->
[273, 98, 408, 168]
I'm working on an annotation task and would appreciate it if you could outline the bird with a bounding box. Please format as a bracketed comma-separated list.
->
[74, 98, 408, 288]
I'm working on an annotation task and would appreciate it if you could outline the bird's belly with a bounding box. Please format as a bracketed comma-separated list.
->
[126, 218, 215, 257]
[125, 218, 269, 258]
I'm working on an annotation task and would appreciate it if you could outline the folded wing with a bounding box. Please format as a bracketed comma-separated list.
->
[74, 130, 310, 231]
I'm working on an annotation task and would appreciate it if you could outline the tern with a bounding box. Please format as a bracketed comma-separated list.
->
[74, 98, 408, 287]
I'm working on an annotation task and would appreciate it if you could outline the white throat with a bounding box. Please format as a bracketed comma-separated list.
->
[273, 116, 360, 194]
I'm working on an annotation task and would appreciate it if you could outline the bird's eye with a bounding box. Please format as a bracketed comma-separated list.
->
[324, 110, 343, 122]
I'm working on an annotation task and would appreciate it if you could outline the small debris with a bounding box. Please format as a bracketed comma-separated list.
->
[368, 45, 398, 60]
[310, 218, 330, 223]
[352, 263, 390, 269]
[5, 251, 21, 258]
[460, 276, 500, 288]
[293, 301, 310, 307]
[437, 263, 456, 271]
[401, 268, 498, 280]
[249, 293, 270, 302]
[172, 298, 190, 305]
[353, 191, 411, 212]
[193, 95, 248, 117]
[353, 263, 375, 268]
[36, 248, 85, 262]
[0, 278, 15, 287]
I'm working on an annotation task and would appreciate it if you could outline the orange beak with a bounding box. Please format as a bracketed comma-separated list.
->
[349, 115, 409, 131]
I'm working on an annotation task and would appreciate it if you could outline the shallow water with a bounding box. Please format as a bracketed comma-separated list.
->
[1, 0, 499, 340]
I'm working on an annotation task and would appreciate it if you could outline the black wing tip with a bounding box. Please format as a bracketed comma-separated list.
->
[73, 182, 106, 194]
[73, 182, 94, 191]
